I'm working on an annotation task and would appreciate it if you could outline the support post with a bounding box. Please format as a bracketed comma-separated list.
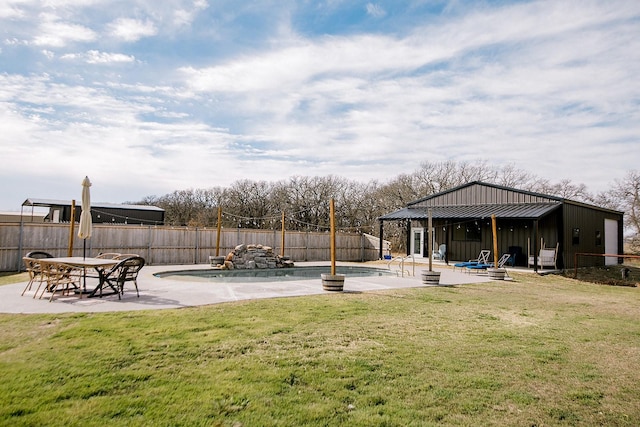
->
[68, 200, 76, 257]
[533, 220, 539, 272]
[491, 215, 499, 267]
[281, 211, 286, 257]
[379, 221, 384, 260]
[216, 207, 222, 257]
[330, 198, 336, 275]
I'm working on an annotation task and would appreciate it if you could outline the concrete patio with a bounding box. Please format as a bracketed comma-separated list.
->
[1, 262, 498, 314]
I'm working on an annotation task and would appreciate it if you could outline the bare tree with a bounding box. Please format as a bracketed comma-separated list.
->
[612, 170, 640, 253]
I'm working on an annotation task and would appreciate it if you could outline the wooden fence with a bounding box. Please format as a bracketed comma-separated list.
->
[0, 223, 381, 272]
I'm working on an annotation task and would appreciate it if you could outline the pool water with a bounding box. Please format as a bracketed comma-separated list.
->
[154, 266, 395, 283]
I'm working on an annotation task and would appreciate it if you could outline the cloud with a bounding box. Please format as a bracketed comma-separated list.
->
[1, 0, 639, 210]
[32, 14, 96, 47]
[366, 3, 386, 18]
[107, 17, 157, 42]
[61, 50, 136, 64]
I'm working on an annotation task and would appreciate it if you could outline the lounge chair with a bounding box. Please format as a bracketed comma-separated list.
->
[466, 253, 512, 274]
[453, 250, 490, 271]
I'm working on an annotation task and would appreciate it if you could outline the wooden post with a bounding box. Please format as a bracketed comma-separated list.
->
[379, 221, 384, 260]
[491, 215, 499, 267]
[281, 211, 286, 257]
[68, 200, 76, 256]
[330, 198, 336, 276]
[215, 207, 222, 257]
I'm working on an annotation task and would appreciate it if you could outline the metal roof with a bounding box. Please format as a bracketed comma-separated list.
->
[22, 198, 164, 212]
[378, 202, 562, 221]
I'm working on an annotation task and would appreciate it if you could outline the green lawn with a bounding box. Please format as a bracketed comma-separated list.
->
[1, 272, 639, 426]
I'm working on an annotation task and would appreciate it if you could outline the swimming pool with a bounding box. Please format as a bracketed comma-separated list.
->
[154, 266, 395, 283]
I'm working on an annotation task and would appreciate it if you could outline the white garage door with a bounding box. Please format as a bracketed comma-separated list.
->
[604, 219, 618, 266]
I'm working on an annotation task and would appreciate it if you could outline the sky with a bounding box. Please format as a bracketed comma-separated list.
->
[1, 0, 639, 211]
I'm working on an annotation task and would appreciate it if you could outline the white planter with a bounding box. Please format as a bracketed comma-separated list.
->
[321, 273, 345, 291]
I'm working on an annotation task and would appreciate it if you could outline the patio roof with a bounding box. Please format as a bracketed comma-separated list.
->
[378, 202, 562, 221]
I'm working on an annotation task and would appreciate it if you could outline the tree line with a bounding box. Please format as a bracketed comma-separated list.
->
[133, 161, 640, 253]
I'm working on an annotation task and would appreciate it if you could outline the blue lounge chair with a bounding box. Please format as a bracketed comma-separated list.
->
[466, 253, 512, 274]
[453, 250, 490, 271]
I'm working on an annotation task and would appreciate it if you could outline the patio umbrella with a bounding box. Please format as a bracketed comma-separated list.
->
[78, 176, 92, 259]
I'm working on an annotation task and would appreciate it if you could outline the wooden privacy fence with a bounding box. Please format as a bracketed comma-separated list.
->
[0, 223, 381, 272]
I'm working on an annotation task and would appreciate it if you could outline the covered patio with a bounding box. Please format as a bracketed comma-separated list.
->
[378, 181, 625, 271]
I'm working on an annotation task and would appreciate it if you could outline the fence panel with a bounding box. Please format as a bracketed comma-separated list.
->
[0, 223, 380, 271]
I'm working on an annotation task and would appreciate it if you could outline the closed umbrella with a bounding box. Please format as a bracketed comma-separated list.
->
[78, 176, 92, 259]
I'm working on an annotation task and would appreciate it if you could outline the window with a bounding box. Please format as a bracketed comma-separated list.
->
[453, 223, 482, 242]
[595, 230, 602, 246]
[572, 228, 580, 245]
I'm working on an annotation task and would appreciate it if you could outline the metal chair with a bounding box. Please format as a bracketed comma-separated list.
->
[38, 262, 82, 302]
[21, 251, 54, 296]
[100, 256, 145, 299]
[95, 252, 122, 259]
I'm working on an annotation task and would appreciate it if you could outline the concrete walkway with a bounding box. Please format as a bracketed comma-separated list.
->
[0, 262, 495, 314]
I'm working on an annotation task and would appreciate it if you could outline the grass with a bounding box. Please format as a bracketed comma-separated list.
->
[0, 271, 29, 286]
[1, 271, 639, 426]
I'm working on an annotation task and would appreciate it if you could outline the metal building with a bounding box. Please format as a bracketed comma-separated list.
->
[21, 199, 165, 226]
[378, 181, 624, 270]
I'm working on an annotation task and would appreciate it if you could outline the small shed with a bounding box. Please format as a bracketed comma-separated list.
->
[378, 181, 624, 270]
[21, 198, 165, 226]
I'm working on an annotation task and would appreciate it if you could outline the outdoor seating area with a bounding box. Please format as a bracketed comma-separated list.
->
[453, 250, 491, 272]
[451, 250, 515, 276]
[20, 253, 145, 302]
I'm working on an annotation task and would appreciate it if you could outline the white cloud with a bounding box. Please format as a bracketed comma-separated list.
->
[61, 50, 135, 64]
[1, 0, 639, 209]
[172, 0, 208, 27]
[366, 3, 386, 18]
[32, 14, 96, 47]
[107, 17, 157, 42]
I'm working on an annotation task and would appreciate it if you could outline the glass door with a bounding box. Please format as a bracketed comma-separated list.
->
[411, 228, 424, 257]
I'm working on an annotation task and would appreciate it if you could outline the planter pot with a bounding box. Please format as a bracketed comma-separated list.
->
[209, 256, 225, 267]
[321, 273, 345, 291]
[421, 270, 441, 286]
[487, 268, 506, 280]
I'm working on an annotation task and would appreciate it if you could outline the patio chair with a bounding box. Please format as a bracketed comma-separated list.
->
[114, 253, 139, 260]
[21, 251, 53, 296]
[432, 244, 446, 261]
[38, 262, 83, 302]
[95, 252, 122, 259]
[528, 243, 559, 269]
[100, 256, 145, 299]
[453, 250, 490, 271]
[466, 253, 512, 274]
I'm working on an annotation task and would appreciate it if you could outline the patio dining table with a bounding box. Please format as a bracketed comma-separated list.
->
[38, 257, 120, 298]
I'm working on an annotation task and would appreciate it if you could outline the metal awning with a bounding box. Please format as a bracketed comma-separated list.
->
[378, 202, 562, 221]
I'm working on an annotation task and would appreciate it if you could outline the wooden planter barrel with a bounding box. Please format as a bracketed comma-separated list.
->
[421, 271, 441, 285]
[321, 273, 345, 291]
[487, 268, 506, 280]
